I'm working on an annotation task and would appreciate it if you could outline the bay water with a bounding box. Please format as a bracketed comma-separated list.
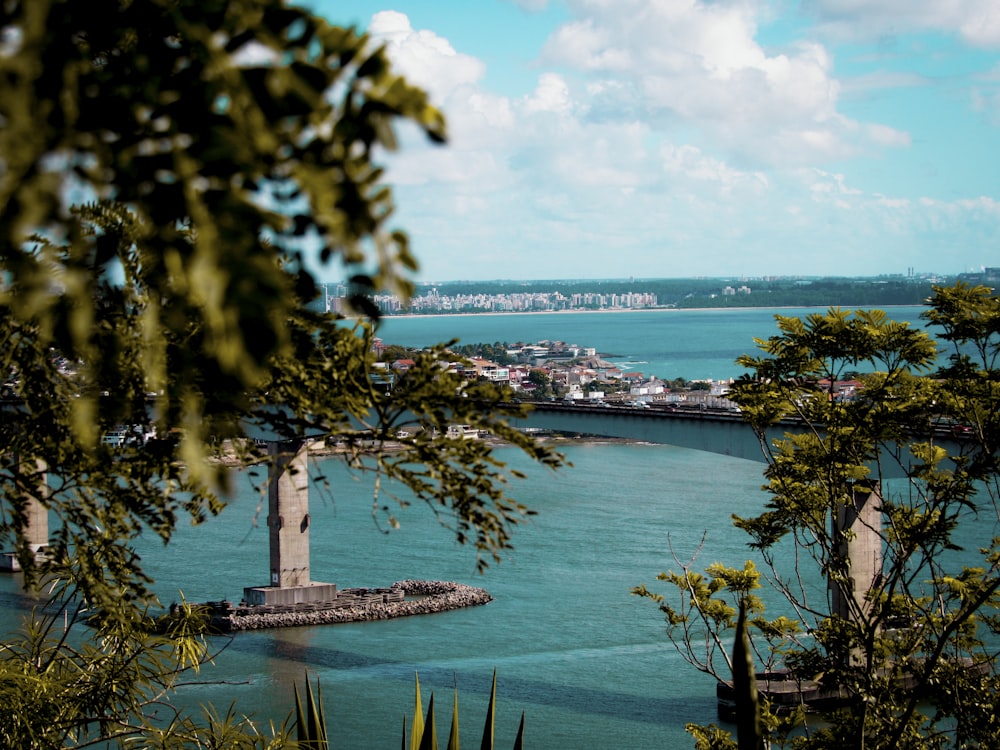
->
[0, 305, 952, 748]
[375, 305, 933, 381]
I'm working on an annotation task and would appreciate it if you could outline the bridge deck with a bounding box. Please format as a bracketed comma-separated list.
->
[514, 401, 960, 479]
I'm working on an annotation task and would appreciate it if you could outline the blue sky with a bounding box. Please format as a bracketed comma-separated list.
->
[306, 0, 999, 281]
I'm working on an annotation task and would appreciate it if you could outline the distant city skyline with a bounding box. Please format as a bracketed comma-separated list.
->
[322, 272, 957, 313]
[314, 1, 999, 281]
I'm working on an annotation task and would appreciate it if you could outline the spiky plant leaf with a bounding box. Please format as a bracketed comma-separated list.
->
[294, 674, 329, 750]
[294, 684, 306, 744]
[480, 669, 496, 750]
[419, 693, 438, 750]
[447, 682, 460, 750]
[513, 711, 525, 750]
[411, 672, 425, 750]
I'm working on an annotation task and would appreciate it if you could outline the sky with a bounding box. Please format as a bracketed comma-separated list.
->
[305, 0, 999, 282]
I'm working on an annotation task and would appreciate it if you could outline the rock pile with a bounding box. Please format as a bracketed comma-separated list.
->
[208, 580, 492, 632]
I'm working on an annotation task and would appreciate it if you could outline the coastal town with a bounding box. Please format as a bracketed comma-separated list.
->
[373, 337, 861, 414]
[318, 270, 991, 315]
[337, 285, 663, 314]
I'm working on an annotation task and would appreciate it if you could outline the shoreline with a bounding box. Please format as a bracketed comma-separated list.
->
[367, 303, 926, 321]
[212, 432, 642, 468]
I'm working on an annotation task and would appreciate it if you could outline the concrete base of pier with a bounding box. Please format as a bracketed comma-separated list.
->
[717, 659, 989, 721]
[0, 546, 48, 572]
[243, 582, 338, 606]
[717, 670, 848, 721]
[214, 580, 492, 632]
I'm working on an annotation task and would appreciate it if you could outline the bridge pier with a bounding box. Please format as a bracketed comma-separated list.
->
[831, 483, 884, 666]
[243, 439, 337, 606]
[0, 456, 49, 572]
[831, 484, 883, 621]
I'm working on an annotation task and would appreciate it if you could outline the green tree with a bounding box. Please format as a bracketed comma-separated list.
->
[526, 369, 555, 399]
[637, 285, 1000, 749]
[0, 0, 562, 745]
[379, 344, 415, 363]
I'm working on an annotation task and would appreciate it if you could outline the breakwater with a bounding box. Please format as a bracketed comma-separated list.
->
[206, 580, 492, 632]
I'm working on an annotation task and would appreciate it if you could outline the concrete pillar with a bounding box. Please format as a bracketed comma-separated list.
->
[24, 458, 49, 552]
[830, 484, 883, 658]
[243, 439, 337, 606]
[1, 456, 49, 572]
[267, 440, 311, 588]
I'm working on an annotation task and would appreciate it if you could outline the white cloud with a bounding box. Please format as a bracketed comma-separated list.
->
[804, 0, 1000, 49]
[465, 92, 517, 130]
[364, 11, 514, 192]
[961, 11, 1000, 49]
[659, 143, 770, 195]
[535, 0, 903, 168]
[955, 195, 1000, 215]
[542, 18, 632, 72]
[840, 70, 929, 96]
[367, 11, 486, 105]
[971, 71, 1000, 126]
[874, 194, 911, 209]
[523, 73, 574, 114]
[353, 8, 996, 280]
[503, 0, 550, 11]
[865, 122, 911, 147]
[808, 169, 863, 197]
[369, 5, 907, 194]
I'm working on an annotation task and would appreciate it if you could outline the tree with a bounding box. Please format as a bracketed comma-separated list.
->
[379, 344, 415, 363]
[636, 285, 1000, 749]
[526, 369, 555, 399]
[0, 0, 562, 745]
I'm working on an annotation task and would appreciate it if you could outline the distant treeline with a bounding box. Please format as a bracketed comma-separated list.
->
[412, 276, 955, 310]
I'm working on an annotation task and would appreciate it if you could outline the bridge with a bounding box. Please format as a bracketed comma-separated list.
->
[508, 400, 958, 480]
[511, 399, 971, 647]
[1, 398, 961, 614]
[511, 401, 773, 463]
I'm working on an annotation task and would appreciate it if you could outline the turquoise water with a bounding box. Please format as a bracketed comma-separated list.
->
[0, 306, 951, 748]
[376, 306, 931, 381]
[145, 444, 770, 748]
[0, 443, 766, 748]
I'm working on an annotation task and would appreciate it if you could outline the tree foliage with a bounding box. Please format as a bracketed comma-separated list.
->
[0, 0, 562, 745]
[637, 284, 1000, 748]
